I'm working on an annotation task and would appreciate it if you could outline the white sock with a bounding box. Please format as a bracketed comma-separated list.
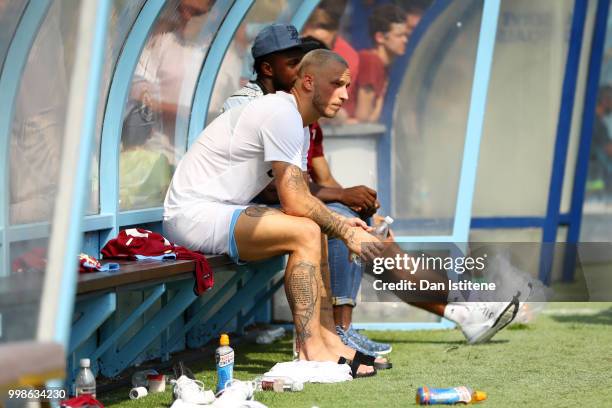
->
[443, 304, 470, 325]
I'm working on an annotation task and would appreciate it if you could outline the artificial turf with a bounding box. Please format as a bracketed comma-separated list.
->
[101, 302, 612, 408]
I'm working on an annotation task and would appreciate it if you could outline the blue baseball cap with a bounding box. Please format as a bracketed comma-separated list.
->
[251, 24, 306, 59]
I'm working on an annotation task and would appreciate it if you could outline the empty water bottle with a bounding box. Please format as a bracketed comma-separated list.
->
[255, 377, 303, 392]
[351, 216, 394, 264]
[74, 358, 96, 398]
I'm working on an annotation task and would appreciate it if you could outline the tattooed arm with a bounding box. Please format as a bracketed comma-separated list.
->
[272, 161, 378, 257]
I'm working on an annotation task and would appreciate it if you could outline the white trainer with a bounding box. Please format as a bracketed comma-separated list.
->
[455, 300, 520, 344]
[172, 375, 216, 405]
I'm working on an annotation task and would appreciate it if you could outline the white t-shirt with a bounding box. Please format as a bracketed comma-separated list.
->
[164, 91, 309, 218]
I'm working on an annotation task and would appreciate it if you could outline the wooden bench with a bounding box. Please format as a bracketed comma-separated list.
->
[77, 255, 233, 295]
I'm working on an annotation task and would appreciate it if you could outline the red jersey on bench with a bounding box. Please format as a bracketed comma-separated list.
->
[101, 228, 213, 295]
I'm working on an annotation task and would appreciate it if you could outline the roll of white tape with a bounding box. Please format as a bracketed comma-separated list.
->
[129, 386, 148, 400]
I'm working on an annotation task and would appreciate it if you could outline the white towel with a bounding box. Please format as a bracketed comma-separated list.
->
[263, 360, 353, 384]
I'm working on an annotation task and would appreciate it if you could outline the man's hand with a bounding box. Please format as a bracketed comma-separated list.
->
[344, 226, 385, 261]
[345, 217, 374, 232]
[340, 186, 378, 214]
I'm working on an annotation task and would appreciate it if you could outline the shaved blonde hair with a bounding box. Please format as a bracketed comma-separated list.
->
[297, 49, 348, 77]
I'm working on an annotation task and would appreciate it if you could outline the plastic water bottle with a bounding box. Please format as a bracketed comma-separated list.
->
[74, 358, 96, 398]
[351, 216, 394, 264]
[374, 216, 394, 239]
[416, 386, 487, 405]
[255, 377, 304, 392]
[215, 334, 234, 393]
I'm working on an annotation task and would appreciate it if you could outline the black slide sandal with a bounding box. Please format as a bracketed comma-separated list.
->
[338, 355, 377, 378]
[355, 351, 393, 370]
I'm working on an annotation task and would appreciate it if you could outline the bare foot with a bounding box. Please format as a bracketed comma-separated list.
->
[298, 338, 340, 362]
[320, 326, 388, 366]
[299, 336, 374, 376]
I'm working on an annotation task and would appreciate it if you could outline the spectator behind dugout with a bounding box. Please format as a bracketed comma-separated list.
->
[129, 0, 213, 167]
[396, 0, 432, 37]
[119, 102, 172, 210]
[354, 4, 408, 123]
[301, 0, 360, 122]
[9, 0, 66, 224]
[587, 85, 612, 194]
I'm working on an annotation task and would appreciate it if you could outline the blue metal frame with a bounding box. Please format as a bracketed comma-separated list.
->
[452, 0, 501, 241]
[53, 0, 112, 346]
[563, 0, 610, 282]
[0, 1, 29, 79]
[290, 0, 320, 29]
[386, 0, 501, 244]
[377, 0, 452, 215]
[0, 0, 51, 276]
[69, 293, 117, 354]
[471, 215, 572, 229]
[175, 272, 243, 351]
[188, 0, 255, 146]
[539, 0, 588, 283]
[100, 280, 196, 377]
[188, 262, 281, 348]
[359, 0, 500, 330]
[99, 0, 165, 240]
[92, 284, 166, 360]
[239, 275, 285, 324]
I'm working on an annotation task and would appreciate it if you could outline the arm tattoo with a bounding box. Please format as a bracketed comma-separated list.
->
[285, 261, 318, 346]
[282, 164, 352, 240]
[285, 165, 305, 191]
[305, 202, 351, 240]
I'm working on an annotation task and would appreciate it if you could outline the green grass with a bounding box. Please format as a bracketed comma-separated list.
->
[101, 303, 612, 408]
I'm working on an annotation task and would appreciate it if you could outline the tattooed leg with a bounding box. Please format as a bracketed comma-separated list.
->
[317, 234, 383, 371]
[284, 255, 338, 362]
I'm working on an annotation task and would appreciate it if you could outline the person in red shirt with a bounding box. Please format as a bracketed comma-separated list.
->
[354, 4, 408, 123]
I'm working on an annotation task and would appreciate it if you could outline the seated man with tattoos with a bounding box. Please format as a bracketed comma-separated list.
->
[223, 25, 390, 356]
[163, 49, 384, 377]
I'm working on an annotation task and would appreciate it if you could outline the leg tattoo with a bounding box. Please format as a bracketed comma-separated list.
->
[286, 261, 318, 346]
[244, 206, 282, 217]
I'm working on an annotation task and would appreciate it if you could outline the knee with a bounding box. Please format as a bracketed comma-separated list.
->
[290, 218, 321, 252]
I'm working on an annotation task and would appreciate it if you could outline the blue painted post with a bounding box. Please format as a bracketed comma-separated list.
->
[290, 0, 320, 29]
[39, 0, 111, 394]
[366, 0, 500, 331]
[563, 0, 610, 282]
[35, 0, 112, 347]
[540, 0, 588, 284]
[188, 1, 255, 146]
[0, 0, 51, 276]
[451, 0, 501, 242]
